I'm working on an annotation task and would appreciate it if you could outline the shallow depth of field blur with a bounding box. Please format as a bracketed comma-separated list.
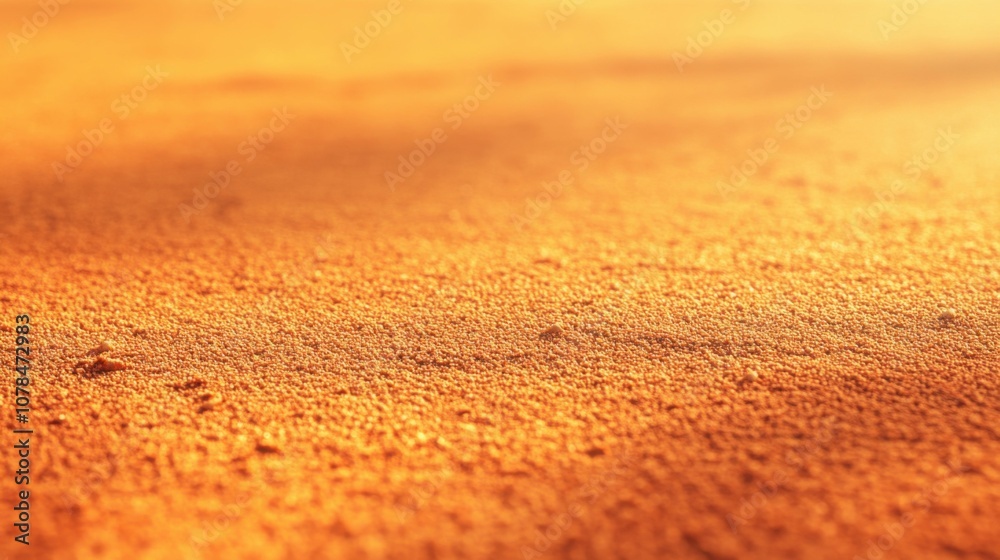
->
[3, 1, 1000, 559]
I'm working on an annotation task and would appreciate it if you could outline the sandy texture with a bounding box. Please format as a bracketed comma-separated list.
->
[2, 1, 1000, 559]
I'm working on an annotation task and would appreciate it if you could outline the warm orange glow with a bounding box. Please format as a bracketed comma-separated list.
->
[2, 1, 999, 558]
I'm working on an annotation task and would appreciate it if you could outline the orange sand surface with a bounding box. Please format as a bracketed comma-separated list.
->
[2, 1, 1000, 559]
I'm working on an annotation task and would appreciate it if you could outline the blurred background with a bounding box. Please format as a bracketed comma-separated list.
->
[3, 0, 999, 238]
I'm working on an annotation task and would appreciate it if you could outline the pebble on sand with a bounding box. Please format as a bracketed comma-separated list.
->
[88, 340, 114, 356]
[939, 309, 958, 322]
[91, 357, 127, 373]
[541, 324, 565, 338]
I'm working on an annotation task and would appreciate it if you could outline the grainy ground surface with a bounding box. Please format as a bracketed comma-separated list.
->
[2, 1, 1000, 559]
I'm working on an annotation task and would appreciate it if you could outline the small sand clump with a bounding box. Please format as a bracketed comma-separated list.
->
[91, 357, 127, 373]
[541, 324, 565, 338]
[88, 341, 114, 356]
